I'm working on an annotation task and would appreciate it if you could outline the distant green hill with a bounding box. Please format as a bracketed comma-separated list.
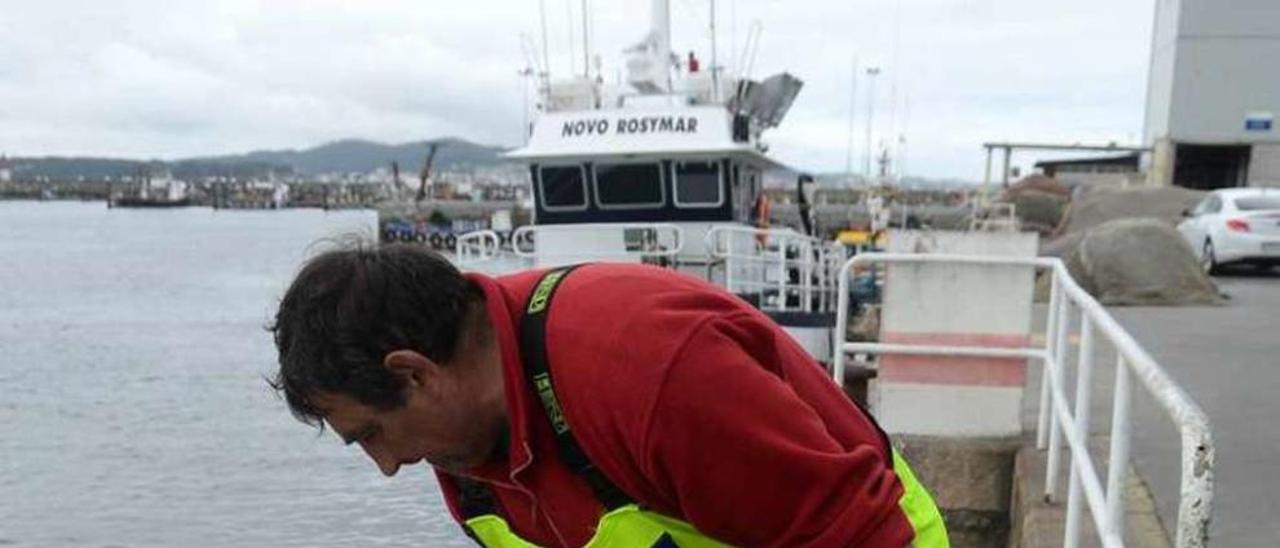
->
[8, 137, 510, 179]
[195, 137, 509, 175]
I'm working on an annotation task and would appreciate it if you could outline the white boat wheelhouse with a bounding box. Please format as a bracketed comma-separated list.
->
[456, 0, 841, 362]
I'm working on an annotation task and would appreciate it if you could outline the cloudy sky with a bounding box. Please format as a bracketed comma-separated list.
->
[0, 0, 1156, 179]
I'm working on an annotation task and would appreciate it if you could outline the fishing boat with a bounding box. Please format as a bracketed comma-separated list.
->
[455, 0, 841, 362]
[109, 172, 193, 208]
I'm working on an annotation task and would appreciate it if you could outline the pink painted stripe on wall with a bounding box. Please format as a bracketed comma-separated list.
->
[878, 331, 1031, 387]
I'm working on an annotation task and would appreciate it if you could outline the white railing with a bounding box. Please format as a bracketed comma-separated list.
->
[705, 226, 846, 313]
[832, 253, 1214, 548]
[455, 229, 502, 264]
[511, 223, 685, 263]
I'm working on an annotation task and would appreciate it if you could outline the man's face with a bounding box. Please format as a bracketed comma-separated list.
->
[313, 355, 504, 476]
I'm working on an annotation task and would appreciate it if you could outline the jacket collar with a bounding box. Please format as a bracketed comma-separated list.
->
[464, 272, 537, 482]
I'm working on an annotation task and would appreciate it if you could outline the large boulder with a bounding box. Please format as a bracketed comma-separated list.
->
[1003, 174, 1070, 198]
[1053, 185, 1204, 238]
[1005, 190, 1069, 235]
[1064, 218, 1220, 306]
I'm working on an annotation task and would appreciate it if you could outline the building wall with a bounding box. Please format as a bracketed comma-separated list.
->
[1160, 0, 1280, 143]
[1169, 40, 1280, 142]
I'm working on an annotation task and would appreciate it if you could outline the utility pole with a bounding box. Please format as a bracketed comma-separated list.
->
[863, 67, 881, 179]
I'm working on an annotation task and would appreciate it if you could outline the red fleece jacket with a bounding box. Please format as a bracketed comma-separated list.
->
[436, 264, 914, 547]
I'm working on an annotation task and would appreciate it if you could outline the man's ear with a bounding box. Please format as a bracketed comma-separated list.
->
[383, 350, 438, 389]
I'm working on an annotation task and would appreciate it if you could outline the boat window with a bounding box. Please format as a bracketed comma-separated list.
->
[593, 162, 665, 209]
[1235, 196, 1280, 211]
[673, 160, 724, 208]
[538, 165, 588, 211]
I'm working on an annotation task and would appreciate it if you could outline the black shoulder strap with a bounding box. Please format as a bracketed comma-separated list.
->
[519, 265, 632, 511]
[454, 475, 498, 520]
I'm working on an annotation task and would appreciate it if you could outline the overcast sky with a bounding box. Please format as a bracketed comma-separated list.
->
[0, 0, 1156, 179]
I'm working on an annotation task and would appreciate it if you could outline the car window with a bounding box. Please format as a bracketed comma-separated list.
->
[1191, 196, 1212, 216]
[1206, 196, 1223, 214]
[1235, 196, 1280, 211]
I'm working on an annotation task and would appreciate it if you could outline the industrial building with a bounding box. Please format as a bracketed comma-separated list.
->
[1144, 0, 1280, 189]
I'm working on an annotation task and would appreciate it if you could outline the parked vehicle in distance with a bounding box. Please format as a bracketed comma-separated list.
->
[1177, 187, 1280, 274]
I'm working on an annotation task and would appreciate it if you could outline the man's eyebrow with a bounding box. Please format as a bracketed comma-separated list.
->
[340, 423, 376, 446]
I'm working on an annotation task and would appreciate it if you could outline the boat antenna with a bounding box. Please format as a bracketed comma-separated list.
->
[565, 0, 576, 76]
[888, 0, 903, 178]
[732, 0, 742, 77]
[736, 20, 762, 79]
[710, 0, 719, 98]
[581, 0, 591, 78]
[520, 33, 543, 75]
[539, 0, 552, 81]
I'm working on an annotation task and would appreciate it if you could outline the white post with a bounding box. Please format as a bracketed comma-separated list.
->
[833, 258, 853, 386]
[723, 233, 735, 293]
[1064, 317, 1096, 548]
[802, 240, 813, 312]
[1105, 355, 1132, 537]
[1037, 273, 1061, 449]
[776, 238, 787, 311]
[1045, 294, 1072, 501]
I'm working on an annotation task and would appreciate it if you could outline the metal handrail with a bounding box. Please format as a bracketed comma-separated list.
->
[510, 223, 685, 261]
[705, 226, 846, 313]
[833, 252, 1214, 548]
[455, 229, 501, 265]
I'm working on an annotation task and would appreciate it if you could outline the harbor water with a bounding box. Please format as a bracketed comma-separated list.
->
[0, 201, 471, 547]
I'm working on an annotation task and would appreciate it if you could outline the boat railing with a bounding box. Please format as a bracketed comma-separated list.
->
[455, 229, 502, 264]
[705, 226, 846, 314]
[510, 223, 685, 264]
[833, 253, 1214, 548]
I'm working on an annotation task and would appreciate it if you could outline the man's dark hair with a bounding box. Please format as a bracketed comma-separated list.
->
[268, 241, 482, 427]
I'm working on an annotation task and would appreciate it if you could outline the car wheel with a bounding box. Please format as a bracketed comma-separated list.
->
[1202, 240, 1221, 276]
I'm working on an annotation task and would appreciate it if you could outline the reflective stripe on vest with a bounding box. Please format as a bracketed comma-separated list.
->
[892, 451, 950, 548]
[467, 505, 729, 548]
[461, 266, 949, 548]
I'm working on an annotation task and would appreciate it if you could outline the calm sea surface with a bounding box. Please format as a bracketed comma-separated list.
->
[0, 201, 471, 547]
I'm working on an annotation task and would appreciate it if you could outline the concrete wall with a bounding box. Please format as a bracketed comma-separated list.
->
[1143, 0, 1182, 142]
[1147, 138, 1176, 186]
[1247, 143, 1280, 186]
[876, 231, 1039, 438]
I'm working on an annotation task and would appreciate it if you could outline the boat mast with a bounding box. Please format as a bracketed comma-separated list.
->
[539, 0, 552, 83]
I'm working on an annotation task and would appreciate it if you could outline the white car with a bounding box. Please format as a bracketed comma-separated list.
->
[1177, 188, 1280, 274]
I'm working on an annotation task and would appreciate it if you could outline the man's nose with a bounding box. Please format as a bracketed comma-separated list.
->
[361, 442, 401, 477]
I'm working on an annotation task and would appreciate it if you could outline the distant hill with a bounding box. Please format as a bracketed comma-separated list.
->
[7, 137, 510, 179]
[194, 137, 510, 176]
